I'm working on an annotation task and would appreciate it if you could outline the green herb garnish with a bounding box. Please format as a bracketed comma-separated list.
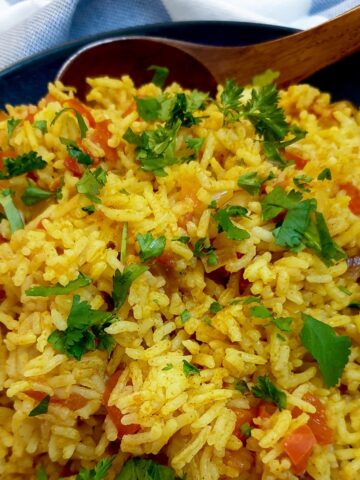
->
[136, 232, 166, 262]
[51, 108, 88, 138]
[112, 265, 148, 310]
[214, 205, 250, 241]
[76, 167, 107, 203]
[82, 205, 95, 215]
[252, 69, 279, 87]
[318, 168, 332, 181]
[29, 395, 50, 417]
[180, 309, 191, 324]
[60, 137, 92, 165]
[33, 120, 48, 134]
[76, 456, 114, 480]
[7, 118, 21, 140]
[193, 238, 218, 266]
[36, 465, 48, 480]
[210, 301, 222, 314]
[235, 379, 250, 393]
[162, 363, 173, 371]
[0, 151, 47, 179]
[116, 457, 181, 480]
[251, 375, 287, 410]
[26, 273, 92, 297]
[183, 360, 200, 377]
[21, 183, 53, 206]
[120, 222, 128, 264]
[0, 189, 24, 233]
[293, 174, 313, 192]
[300, 313, 351, 388]
[148, 65, 169, 88]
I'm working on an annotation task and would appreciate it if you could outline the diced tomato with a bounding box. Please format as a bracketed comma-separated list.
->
[232, 407, 258, 442]
[103, 369, 140, 438]
[89, 120, 118, 164]
[285, 151, 307, 170]
[340, 183, 360, 216]
[36, 218, 48, 230]
[155, 252, 175, 270]
[64, 156, 83, 177]
[123, 101, 136, 117]
[302, 393, 333, 445]
[42, 94, 56, 105]
[64, 98, 96, 128]
[26, 171, 38, 182]
[223, 448, 255, 472]
[25, 390, 87, 411]
[25, 390, 47, 402]
[238, 268, 250, 293]
[284, 424, 317, 475]
[26, 112, 35, 123]
[257, 403, 277, 419]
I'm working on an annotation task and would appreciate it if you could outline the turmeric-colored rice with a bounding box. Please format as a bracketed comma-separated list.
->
[1, 75, 360, 480]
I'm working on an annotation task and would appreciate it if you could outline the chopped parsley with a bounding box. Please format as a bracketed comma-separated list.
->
[21, 183, 53, 206]
[348, 301, 360, 309]
[0, 151, 47, 179]
[117, 457, 181, 480]
[210, 301, 222, 314]
[47, 295, 116, 360]
[75, 456, 114, 480]
[293, 174, 312, 192]
[250, 305, 272, 318]
[183, 360, 200, 377]
[208, 200, 217, 209]
[148, 65, 169, 88]
[162, 363, 173, 371]
[82, 205, 95, 215]
[0, 189, 24, 233]
[29, 395, 50, 417]
[261, 187, 346, 266]
[36, 465, 48, 480]
[237, 171, 264, 195]
[251, 375, 287, 410]
[318, 168, 332, 181]
[240, 422, 252, 438]
[136, 233, 166, 262]
[33, 120, 48, 134]
[184, 136, 205, 158]
[218, 82, 305, 168]
[76, 167, 107, 203]
[242, 296, 261, 305]
[51, 108, 88, 138]
[26, 273, 92, 297]
[272, 317, 293, 332]
[55, 177, 64, 201]
[60, 137, 92, 165]
[214, 205, 250, 241]
[193, 238, 218, 266]
[173, 235, 190, 244]
[7, 118, 21, 139]
[120, 222, 128, 264]
[300, 313, 351, 388]
[252, 69, 279, 87]
[180, 309, 191, 323]
[235, 379, 250, 393]
[112, 264, 148, 310]
[338, 285, 352, 296]
[250, 303, 292, 332]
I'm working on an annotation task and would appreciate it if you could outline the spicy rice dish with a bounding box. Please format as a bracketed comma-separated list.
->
[0, 70, 360, 480]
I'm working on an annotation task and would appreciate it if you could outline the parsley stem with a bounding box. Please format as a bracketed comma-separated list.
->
[120, 222, 128, 264]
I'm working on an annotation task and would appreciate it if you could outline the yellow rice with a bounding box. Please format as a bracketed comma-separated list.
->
[0, 75, 360, 480]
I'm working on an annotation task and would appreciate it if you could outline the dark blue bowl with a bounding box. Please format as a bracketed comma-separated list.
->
[0, 21, 359, 109]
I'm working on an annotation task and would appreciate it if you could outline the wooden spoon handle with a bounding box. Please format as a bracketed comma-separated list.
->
[162, 6, 360, 86]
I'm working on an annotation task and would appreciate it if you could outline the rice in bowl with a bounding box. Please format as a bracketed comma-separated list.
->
[0, 72, 360, 480]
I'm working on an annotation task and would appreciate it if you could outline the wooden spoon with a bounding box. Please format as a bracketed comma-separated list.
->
[57, 6, 360, 99]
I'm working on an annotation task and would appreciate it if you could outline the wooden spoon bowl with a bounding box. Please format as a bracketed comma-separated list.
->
[57, 6, 360, 100]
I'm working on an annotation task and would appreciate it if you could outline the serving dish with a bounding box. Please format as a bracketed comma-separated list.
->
[0, 20, 360, 109]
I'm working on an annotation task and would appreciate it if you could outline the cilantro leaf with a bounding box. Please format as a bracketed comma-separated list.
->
[60, 137, 92, 165]
[338, 286, 352, 296]
[33, 120, 48, 134]
[36, 465, 48, 480]
[208, 200, 217, 209]
[251, 375, 287, 410]
[82, 205, 95, 215]
[180, 309, 191, 323]
[116, 457, 180, 480]
[0, 151, 47, 179]
[76, 167, 107, 203]
[193, 238, 218, 266]
[237, 171, 263, 195]
[240, 422, 252, 437]
[112, 264, 148, 310]
[273, 199, 317, 250]
[318, 168, 332, 181]
[214, 205, 250, 241]
[349, 301, 360, 309]
[21, 183, 53, 206]
[136, 233, 166, 262]
[0, 189, 24, 233]
[76, 456, 114, 480]
[47, 295, 115, 360]
[210, 301, 222, 314]
[252, 69, 279, 87]
[7, 118, 21, 139]
[300, 313, 351, 387]
[173, 236, 190, 244]
[250, 305, 272, 318]
[51, 108, 88, 138]
[235, 379, 250, 393]
[272, 317, 292, 332]
[183, 360, 200, 377]
[261, 187, 302, 221]
[29, 395, 50, 417]
[242, 296, 261, 305]
[148, 65, 169, 88]
[26, 273, 92, 297]
[293, 174, 313, 192]
[185, 136, 204, 156]
[219, 79, 244, 122]
[120, 222, 128, 264]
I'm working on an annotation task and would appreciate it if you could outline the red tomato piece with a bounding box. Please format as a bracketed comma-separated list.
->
[64, 98, 96, 128]
[232, 407, 257, 442]
[285, 151, 307, 170]
[90, 120, 118, 164]
[284, 424, 317, 475]
[303, 393, 334, 445]
[155, 252, 176, 270]
[340, 183, 360, 216]
[103, 369, 140, 438]
[64, 156, 82, 177]
[257, 403, 277, 419]
[25, 390, 47, 402]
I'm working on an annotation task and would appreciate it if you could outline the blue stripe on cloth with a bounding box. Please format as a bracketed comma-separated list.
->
[69, 0, 171, 39]
[310, 0, 343, 13]
[310, 0, 360, 14]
